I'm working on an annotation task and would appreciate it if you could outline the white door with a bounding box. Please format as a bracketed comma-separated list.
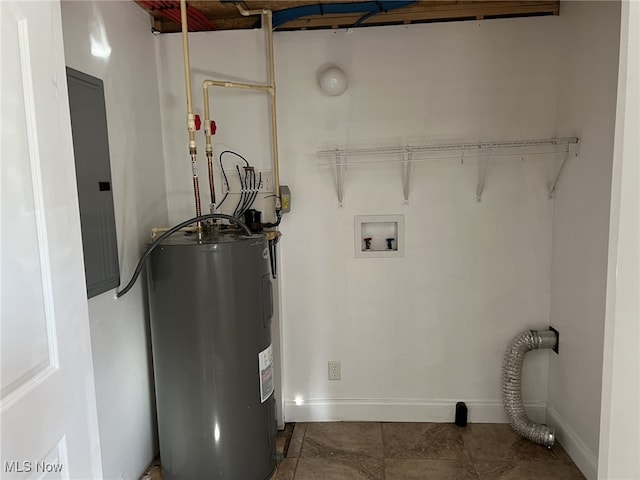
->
[598, 1, 640, 478]
[1, 2, 102, 479]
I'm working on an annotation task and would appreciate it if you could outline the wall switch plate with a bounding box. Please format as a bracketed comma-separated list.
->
[328, 360, 341, 380]
[260, 171, 274, 192]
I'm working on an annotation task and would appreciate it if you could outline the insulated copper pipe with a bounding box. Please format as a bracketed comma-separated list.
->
[201, 80, 272, 213]
[264, 9, 282, 211]
[180, 0, 195, 150]
[202, 5, 283, 217]
[180, 0, 202, 232]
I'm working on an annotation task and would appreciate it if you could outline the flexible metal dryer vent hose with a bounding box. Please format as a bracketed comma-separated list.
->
[502, 329, 558, 448]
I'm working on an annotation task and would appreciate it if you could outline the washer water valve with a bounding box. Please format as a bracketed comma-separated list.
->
[363, 237, 372, 250]
[386, 238, 395, 250]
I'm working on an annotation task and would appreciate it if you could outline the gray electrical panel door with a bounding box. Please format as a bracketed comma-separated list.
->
[66, 67, 119, 298]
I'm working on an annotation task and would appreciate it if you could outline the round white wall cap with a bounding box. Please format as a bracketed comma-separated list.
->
[318, 66, 348, 96]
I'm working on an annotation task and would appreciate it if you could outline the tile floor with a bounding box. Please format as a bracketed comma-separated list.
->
[271, 422, 586, 480]
[140, 422, 586, 479]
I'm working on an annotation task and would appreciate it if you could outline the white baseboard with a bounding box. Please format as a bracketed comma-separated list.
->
[547, 404, 598, 480]
[284, 397, 547, 424]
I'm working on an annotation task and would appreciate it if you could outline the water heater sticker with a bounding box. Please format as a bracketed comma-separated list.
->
[258, 344, 274, 403]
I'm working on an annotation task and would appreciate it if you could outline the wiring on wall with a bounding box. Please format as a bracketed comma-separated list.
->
[217, 150, 263, 218]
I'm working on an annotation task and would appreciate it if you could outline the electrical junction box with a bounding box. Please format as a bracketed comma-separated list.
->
[280, 185, 291, 213]
[66, 67, 120, 298]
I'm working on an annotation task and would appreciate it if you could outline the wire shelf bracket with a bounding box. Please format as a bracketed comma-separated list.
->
[476, 150, 492, 203]
[335, 151, 346, 207]
[548, 141, 579, 199]
[318, 137, 579, 206]
[402, 148, 413, 204]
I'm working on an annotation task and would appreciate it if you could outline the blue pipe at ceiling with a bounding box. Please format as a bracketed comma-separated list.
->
[271, 1, 417, 29]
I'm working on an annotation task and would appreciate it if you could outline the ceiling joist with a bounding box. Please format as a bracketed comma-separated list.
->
[136, 1, 560, 33]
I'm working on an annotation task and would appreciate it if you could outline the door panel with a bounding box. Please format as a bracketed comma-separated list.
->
[1, 2, 102, 478]
[1, 5, 58, 403]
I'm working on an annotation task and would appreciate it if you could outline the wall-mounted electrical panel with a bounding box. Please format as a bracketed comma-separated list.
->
[354, 214, 405, 258]
[67, 67, 120, 298]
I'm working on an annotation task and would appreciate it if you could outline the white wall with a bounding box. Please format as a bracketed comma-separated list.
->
[155, 28, 276, 223]
[276, 18, 560, 422]
[598, 1, 640, 478]
[547, 3, 621, 479]
[135, 8, 628, 479]
[156, 17, 561, 424]
[61, 3, 169, 479]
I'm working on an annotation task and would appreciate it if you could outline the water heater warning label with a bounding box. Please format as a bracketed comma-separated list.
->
[258, 344, 274, 403]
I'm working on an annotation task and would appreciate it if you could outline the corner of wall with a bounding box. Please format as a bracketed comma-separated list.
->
[547, 0, 622, 475]
[61, 2, 169, 479]
[547, 403, 598, 480]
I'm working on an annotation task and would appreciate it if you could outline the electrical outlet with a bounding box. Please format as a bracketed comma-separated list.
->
[259, 171, 273, 192]
[328, 360, 341, 381]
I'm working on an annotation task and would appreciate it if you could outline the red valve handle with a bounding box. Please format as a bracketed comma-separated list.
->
[194, 114, 201, 131]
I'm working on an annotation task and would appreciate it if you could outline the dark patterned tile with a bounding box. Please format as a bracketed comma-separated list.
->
[301, 422, 383, 458]
[474, 460, 586, 480]
[461, 424, 564, 462]
[288, 423, 307, 458]
[141, 423, 586, 480]
[294, 457, 383, 480]
[385, 459, 479, 480]
[383, 422, 468, 460]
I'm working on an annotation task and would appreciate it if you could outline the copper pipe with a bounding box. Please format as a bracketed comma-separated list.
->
[192, 155, 202, 231]
[207, 153, 216, 210]
[192, 177, 202, 217]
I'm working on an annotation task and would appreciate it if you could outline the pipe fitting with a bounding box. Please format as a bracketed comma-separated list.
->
[187, 113, 196, 132]
[235, 3, 270, 16]
[502, 329, 558, 447]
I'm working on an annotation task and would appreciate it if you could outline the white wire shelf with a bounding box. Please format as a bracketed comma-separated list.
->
[316, 137, 579, 205]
